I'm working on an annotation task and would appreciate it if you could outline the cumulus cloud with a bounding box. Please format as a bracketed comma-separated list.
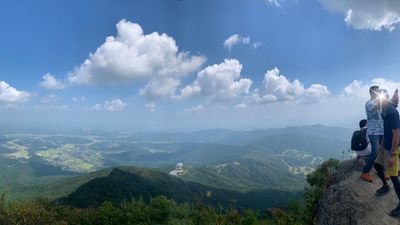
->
[0, 81, 32, 103]
[40, 73, 65, 90]
[68, 19, 205, 85]
[223, 34, 250, 51]
[104, 99, 127, 111]
[139, 78, 180, 100]
[305, 84, 331, 103]
[176, 59, 252, 102]
[340, 80, 367, 99]
[223, 34, 261, 51]
[340, 78, 400, 100]
[88, 104, 102, 111]
[265, 0, 283, 7]
[319, 0, 400, 31]
[252, 67, 330, 104]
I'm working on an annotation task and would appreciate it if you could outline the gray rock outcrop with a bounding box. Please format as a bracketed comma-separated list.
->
[317, 160, 400, 225]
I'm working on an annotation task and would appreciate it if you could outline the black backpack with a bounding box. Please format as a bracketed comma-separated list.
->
[351, 128, 368, 151]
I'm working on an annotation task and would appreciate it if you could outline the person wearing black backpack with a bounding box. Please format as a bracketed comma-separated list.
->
[351, 119, 370, 166]
[361, 86, 384, 182]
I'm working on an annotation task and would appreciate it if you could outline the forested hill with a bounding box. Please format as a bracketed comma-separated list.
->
[59, 167, 302, 210]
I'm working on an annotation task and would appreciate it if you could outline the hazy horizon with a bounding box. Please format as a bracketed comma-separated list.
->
[0, 122, 353, 133]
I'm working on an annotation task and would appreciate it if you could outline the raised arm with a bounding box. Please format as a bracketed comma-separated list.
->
[391, 89, 399, 108]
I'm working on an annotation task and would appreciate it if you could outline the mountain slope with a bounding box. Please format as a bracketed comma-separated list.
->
[59, 167, 302, 210]
[177, 156, 306, 192]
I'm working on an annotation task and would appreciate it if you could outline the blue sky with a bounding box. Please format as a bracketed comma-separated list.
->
[1, 0, 400, 130]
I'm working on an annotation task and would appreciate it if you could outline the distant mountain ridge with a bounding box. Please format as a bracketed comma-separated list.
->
[126, 124, 352, 145]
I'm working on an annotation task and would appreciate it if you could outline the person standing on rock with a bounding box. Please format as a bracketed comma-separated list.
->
[361, 86, 384, 182]
[373, 89, 400, 217]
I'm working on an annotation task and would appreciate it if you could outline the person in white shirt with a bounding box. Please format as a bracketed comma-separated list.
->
[361, 86, 384, 182]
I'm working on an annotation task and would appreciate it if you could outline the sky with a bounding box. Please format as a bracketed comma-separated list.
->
[1, 0, 400, 131]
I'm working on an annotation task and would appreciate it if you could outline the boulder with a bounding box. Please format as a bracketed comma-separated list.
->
[317, 160, 400, 225]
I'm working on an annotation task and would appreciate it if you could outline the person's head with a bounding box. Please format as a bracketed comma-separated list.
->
[359, 119, 367, 129]
[369, 85, 380, 99]
[380, 89, 391, 108]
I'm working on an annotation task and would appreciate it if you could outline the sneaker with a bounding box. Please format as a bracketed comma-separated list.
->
[360, 173, 374, 183]
[390, 205, 400, 217]
[375, 185, 390, 196]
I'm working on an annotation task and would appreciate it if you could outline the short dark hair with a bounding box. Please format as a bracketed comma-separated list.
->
[359, 119, 367, 129]
[369, 85, 379, 94]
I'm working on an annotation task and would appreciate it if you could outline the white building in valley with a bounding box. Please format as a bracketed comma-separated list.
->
[169, 163, 184, 176]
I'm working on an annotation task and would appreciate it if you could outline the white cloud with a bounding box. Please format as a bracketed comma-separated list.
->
[68, 19, 205, 85]
[40, 73, 65, 90]
[0, 81, 32, 103]
[223, 34, 250, 51]
[305, 84, 331, 103]
[319, 0, 400, 31]
[176, 59, 252, 102]
[252, 42, 262, 49]
[252, 67, 330, 104]
[104, 99, 127, 111]
[251, 89, 278, 103]
[266, 0, 283, 7]
[88, 99, 127, 112]
[340, 80, 367, 99]
[223, 34, 260, 51]
[144, 102, 156, 112]
[88, 104, 102, 111]
[139, 77, 180, 100]
[340, 78, 400, 100]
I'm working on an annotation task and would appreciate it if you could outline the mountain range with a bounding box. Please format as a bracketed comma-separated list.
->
[0, 124, 352, 208]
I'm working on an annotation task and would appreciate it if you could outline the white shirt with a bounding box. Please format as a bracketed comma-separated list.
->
[365, 99, 384, 135]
